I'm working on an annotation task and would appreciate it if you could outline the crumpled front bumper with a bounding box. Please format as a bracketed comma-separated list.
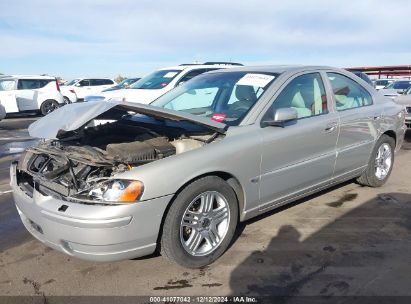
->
[10, 162, 173, 262]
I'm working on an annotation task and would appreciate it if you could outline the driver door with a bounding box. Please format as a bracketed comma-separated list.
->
[0, 79, 19, 113]
[74, 79, 92, 99]
[258, 72, 339, 210]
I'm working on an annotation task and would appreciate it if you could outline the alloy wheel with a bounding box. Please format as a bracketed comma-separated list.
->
[180, 191, 230, 256]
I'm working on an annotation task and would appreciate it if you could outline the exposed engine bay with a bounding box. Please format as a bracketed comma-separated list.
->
[17, 119, 219, 201]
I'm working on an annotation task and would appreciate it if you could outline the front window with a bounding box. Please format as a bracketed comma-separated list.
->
[152, 71, 277, 126]
[0, 80, 16, 91]
[265, 73, 328, 119]
[78, 79, 91, 87]
[130, 69, 182, 90]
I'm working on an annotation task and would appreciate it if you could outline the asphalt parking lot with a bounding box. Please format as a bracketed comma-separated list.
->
[0, 116, 411, 298]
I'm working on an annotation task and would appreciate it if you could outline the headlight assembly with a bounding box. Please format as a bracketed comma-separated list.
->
[87, 179, 144, 203]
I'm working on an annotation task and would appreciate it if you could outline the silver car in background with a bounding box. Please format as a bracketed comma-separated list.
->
[394, 86, 411, 128]
[11, 66, 406, 268]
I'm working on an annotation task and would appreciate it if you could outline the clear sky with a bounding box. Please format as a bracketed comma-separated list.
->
[1, 0, 410, 80]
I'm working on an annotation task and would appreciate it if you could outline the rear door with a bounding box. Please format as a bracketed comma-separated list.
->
[0, 79, 19, 113]
[258, 72, 339, 209]
[325, 72, 378, 177]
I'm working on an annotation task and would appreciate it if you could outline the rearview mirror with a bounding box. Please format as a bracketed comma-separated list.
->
[262, 107, 298, 127]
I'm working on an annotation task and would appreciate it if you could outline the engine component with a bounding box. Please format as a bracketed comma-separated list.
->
[106, 137, 176, 164]
[171, 138, 204, 154]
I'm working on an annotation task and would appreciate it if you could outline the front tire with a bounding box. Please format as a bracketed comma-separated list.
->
[161, 176, 238, 268]
[40, 99, 59, 116]
[357, 134, 395, 187]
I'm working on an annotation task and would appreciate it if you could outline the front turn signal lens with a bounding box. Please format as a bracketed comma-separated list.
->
[118, 181, 144, 202]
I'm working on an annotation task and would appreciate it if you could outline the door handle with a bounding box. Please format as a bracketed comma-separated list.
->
[367, 116, 381, 121]
[324, 122, 338, 133]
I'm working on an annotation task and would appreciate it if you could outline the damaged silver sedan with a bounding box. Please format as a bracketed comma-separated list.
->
[11, 66, 406, 268]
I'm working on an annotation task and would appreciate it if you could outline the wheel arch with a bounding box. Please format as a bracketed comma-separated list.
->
[382, 130, 396, 146]
[155, 171, 246, 250]
[39, 99, 59, 115]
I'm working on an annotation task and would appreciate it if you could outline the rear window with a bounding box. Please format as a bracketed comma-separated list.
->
[94, 79, 114, 85]
[130, 69, 182, 90]
[91, 79, 113, 86]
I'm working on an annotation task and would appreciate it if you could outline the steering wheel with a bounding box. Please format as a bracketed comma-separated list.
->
[229, 103, 250, 118]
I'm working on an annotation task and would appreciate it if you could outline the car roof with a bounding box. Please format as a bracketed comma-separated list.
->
[75, 77, 114, 80]
[159, 63, 243, 71]
[391, 79, 411, 82]
[203, 65, 337, 75]
[4, 75, 56, 80]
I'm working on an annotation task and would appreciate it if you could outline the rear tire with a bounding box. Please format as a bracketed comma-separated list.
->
[161, 176, 238, 268]
[40, 100, 59, 116]
[357, 134, 395, 187]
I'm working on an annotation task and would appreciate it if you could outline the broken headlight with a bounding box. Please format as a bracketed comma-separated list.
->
[88, 180, 144, 203]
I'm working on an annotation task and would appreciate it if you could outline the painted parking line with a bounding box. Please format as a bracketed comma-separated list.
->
[0, 190, 12, 195]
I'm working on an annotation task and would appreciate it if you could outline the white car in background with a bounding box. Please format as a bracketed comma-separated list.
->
[373, 78, 394, 90]
[61, 78, 116, 102]
[0, 104, 5, 121]
[394, 86, 411, 128]
[84, 62, 243, 104]
[0, 75, 64, 115]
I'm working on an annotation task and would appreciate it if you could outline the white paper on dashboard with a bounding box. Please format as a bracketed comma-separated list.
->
[237, 73, 275, 88]
[163, 72, 178, 78]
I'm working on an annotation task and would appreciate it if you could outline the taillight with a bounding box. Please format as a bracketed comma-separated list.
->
[55, 79, 60, 92]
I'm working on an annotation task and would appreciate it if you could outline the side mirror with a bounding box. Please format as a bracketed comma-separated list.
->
[74, 83, 81, 87]
[262, 107, 298, 127]
[397, 90, 404, 95]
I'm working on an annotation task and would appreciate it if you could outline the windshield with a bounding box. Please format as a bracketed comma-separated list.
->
[151, 71, 277, 126]
[66, 79, 79, 86]
[385, 81, 411, 90]
[129, 70, 181, 90]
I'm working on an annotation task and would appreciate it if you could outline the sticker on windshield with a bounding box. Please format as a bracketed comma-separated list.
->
[163, 72, 178, 78]
[237, 73, 275, 88]
[211, 113, 226, 122]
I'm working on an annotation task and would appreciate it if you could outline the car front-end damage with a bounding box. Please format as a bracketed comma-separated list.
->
[11, 101, 225, 261]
